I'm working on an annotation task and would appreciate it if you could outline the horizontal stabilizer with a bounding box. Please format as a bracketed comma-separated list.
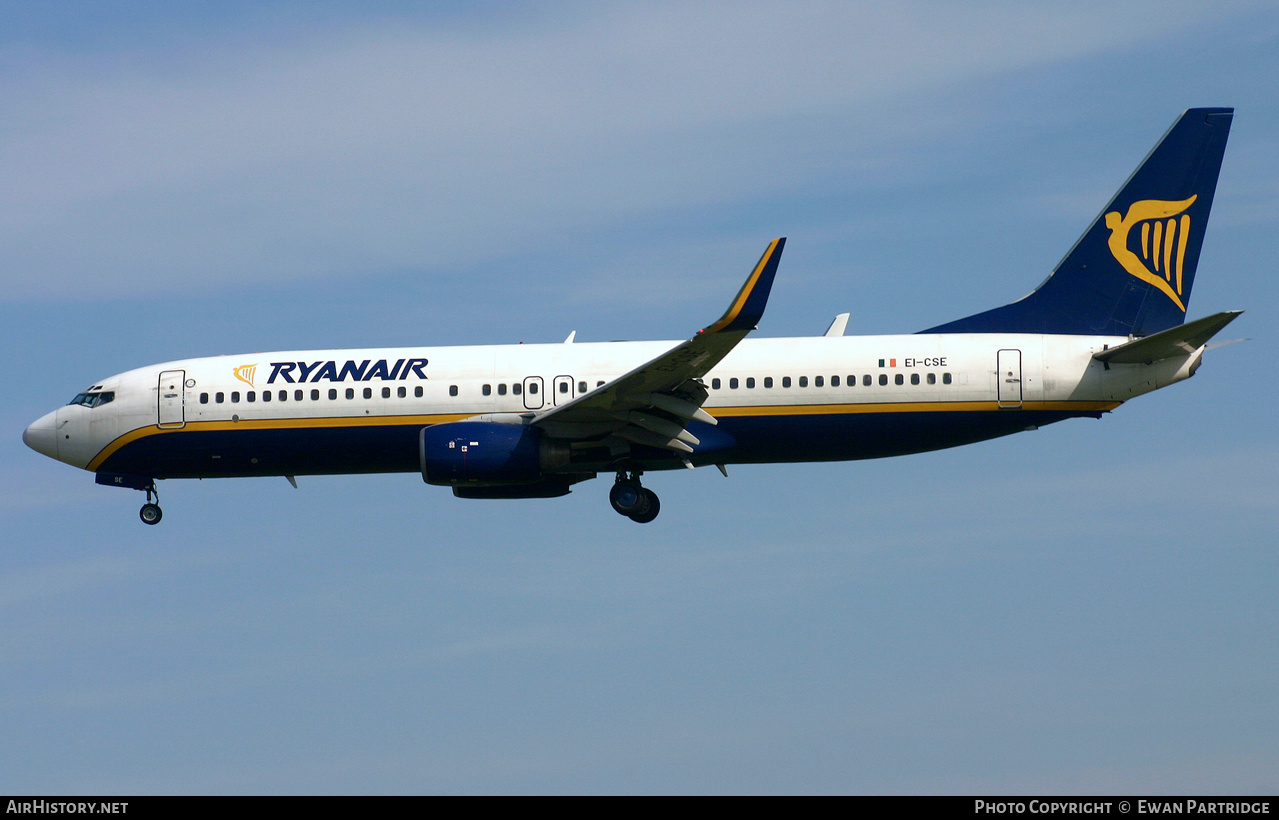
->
[1094, 311, 1242, 364]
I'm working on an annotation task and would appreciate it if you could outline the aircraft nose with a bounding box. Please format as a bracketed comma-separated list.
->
[23, 409, 59, 460]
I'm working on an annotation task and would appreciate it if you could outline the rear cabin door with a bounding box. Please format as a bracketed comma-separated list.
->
[157, 370, 186, 428]
[997, 349, 1022, 408]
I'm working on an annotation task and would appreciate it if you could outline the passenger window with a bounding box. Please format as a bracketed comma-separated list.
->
[311, 389, 320, 401]
[200, 393, 209, 404]
[363, 387, 372, 399]
[415, 386, 423, 398]
[863, 375, 872, 386]
[831, 376, 840, 387]
[449, 385, 459, 397]
[262, 391, 270, 402]
[497, 383, 507, 396]
[799, 376, 808, 387]
[559, 382, 568, 394]
[329, 389, 337, 400]
[764, 377, 773, 388]
[927, 373, 936, 385]
[783, 377, 792, 388]
[943, 373, 952, 385]
[295, 390, 303, 401]
[911, 374, 920, 385]
[578, 381, 587, 393]
[712, 378, 721, 389]
[398, 386, 407, 398]
[513, 383, 522, 395]
[597, 381, 605, 387]
[216, 392, 225, 403]
[528, 383, 538, 395]
[730, 378, 739, 389]
[815, 376, 824, 387]
[231, 392, 240, 403]
[878, 375, 887, 386]
[746, 377, 755, 389]
[382, 387, 391, 398]
[345, 388, 355, 400]
[248, 391, 256, 402]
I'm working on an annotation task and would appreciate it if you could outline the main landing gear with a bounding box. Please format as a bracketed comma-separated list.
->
[139, 481, 163, 525]
[609, 470, 660, 523]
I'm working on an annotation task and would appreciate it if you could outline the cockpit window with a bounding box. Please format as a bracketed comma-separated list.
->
[68, 391, 115, 408]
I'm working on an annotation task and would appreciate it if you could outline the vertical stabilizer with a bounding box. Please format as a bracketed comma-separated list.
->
[922, 108, 1233, 337]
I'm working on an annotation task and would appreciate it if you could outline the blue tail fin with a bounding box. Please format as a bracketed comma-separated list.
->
[921, 108, 1233, 336]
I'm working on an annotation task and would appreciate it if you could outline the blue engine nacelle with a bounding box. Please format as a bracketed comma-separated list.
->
[420, 421, 570, 487]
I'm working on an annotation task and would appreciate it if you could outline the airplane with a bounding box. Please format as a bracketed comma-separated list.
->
[23, 108, 1241, 525]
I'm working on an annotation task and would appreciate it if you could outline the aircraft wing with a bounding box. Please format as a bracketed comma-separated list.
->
[531, 238, 785, 453]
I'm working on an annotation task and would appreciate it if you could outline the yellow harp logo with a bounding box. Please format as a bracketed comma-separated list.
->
[1104, 195, 1196, 312]
[233, 364, 258, 387]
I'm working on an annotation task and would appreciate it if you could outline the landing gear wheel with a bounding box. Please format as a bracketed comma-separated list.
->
[610, 480, 647, 517]
[138, 480, 162, 525]
[628, 489, 660, 523]
[139, 503, 163, 525]
[609, 470, 660, 522]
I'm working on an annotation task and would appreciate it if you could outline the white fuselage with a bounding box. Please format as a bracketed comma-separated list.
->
[25, 331, 1195, 480]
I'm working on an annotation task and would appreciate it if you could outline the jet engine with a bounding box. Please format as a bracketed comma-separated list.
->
[419, 421, 571, 487]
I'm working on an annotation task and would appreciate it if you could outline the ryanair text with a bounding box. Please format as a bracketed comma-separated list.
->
[266, 358, 429, 384]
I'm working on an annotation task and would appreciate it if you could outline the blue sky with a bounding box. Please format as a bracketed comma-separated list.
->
[2, 1, 1276, 794]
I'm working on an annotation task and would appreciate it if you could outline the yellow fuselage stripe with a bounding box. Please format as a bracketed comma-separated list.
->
[709, 400, 1120, 417]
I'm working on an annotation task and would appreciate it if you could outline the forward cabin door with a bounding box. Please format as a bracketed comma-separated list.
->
[552, 375, 575, 406]
[522, 376, 545, 410]
[157, 370, 186, 428]
[997, 349, 1022, 408]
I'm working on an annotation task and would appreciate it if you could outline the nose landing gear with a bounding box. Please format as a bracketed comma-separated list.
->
[94, 472, 165, 524]
[609, 470, 660, 523]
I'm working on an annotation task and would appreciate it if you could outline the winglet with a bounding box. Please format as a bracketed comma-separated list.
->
[703, 238, 786, 334]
